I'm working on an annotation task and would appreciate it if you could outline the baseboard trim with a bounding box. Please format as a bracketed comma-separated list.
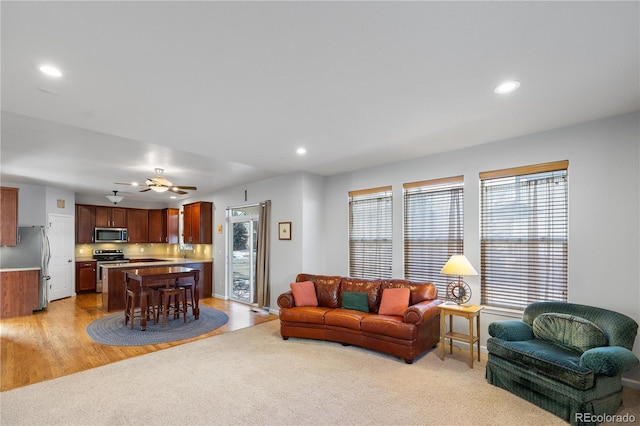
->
[622, 378, 640, 390]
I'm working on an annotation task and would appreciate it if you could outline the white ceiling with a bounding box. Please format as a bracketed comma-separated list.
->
[1, 1, 638, 202]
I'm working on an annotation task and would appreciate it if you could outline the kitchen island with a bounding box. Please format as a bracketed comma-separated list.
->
[101, 258, 212, 311]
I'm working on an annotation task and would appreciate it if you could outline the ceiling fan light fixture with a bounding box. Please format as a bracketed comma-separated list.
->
[150, 186, 169, 193]
[106, 190, 124, 205]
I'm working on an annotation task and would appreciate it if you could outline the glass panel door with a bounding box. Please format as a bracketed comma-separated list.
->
[227, 206, 259, 304]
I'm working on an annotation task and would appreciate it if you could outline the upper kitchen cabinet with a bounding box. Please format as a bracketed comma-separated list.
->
[183, 201, 212, 244]
[95, 206, 127, 228]
[75, 204, 96, 243]
[127, 209, 149, 243]
[148, 208, 179, 243]
[0, 187, 19, 246]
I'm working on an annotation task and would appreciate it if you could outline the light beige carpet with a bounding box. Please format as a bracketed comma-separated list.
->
[1, 320, 638, 425]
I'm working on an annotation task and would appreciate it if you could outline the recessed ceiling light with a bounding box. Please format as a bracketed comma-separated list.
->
[296, 147, 307, 155]
[131, 182, 139, 186]
[170, 196, 177, 199]
[38, 64, 62, 77]
[494, 80, 521, 94]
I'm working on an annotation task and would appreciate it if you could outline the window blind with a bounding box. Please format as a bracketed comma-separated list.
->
[480, 161, 568, 310]
[349, 186, 393, 279]
[403, 176, 463, 296]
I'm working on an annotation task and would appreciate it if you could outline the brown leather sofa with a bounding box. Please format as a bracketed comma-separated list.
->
[277, 273, 442, 363]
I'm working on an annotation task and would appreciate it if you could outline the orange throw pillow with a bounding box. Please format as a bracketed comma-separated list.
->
[378, 288, 410, 316]
[290, 281, 318, 307]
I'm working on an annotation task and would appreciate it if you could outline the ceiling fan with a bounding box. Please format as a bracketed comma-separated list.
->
[116, 168, 197, 195]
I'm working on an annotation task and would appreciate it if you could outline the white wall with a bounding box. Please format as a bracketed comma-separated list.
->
[211, 173, 308, 305]
[3, 182, 76, 227]
[45, 186, 75, 219]
[3, 182, 46, 227]
[301, 173, 327, 273]
[322, 111, 640, 381]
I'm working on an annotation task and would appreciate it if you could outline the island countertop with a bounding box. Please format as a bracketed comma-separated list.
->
[102, 257, 212, 269]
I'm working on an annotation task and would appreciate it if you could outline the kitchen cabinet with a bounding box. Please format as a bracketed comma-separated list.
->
[183, 201, 212, 244]
[75, 204, 96, 243]
[148, 208, 179, 243]
[75, 261, 96, 292]
[0, 269, 39, 318]
[0, 187, 19, 246]
[126, 209, 148, 243]
[95, 206, 127, 228]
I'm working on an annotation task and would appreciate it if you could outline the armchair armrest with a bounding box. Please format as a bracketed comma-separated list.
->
[404, 299, 442, 325]
[277, 291, 295, 309]
[580, 346, 640, 376]
[488, 321, 534, 341]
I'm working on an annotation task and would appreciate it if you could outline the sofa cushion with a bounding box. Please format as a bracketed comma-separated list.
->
[382, 280, 437, 305]
[290, 281, 318, 307]
[341, 278, 382, 312]
[279, 306, 332, 325]
[325, 308, 369, 330]
[533, 313, 608, 353]
[342, 292, 369, 312]
[487, 338, 594, 390]
[361, 315, 417, 340]
[378, 288, 410, 316]
[296, 274, 342, 308]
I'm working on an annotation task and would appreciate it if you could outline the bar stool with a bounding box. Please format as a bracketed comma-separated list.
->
[177, 281, 196, 316]
[157, 286, 188, 327]
[124, 287, 156, 329]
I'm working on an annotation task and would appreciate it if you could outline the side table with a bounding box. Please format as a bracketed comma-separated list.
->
[439, 304, 484, 368]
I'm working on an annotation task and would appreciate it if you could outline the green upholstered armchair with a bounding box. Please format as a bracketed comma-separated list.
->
[486, 302, 638, 426]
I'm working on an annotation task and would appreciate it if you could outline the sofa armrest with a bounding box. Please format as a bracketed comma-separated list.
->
[404, 299, 442, 325]
[488, 321, 534, 341]
[580, 346, 640, 376]
[277, 291, 295, 309]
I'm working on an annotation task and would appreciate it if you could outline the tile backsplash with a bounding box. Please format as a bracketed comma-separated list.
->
[75, 243, 212, 259]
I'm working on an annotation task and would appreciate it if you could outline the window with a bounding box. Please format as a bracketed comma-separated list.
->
[404, 176, 463, 296]
[349, 186, 392, 279]
[480, 161, 568, 310]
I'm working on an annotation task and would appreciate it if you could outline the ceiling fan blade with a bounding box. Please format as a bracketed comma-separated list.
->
[139, 188, 152, 192]
[114, 182, 136, 186]
[169, 188, 188, 195]
[173, 185, 197, 190]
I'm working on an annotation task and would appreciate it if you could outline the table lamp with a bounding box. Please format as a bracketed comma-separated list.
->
[440, 254, 478, 305]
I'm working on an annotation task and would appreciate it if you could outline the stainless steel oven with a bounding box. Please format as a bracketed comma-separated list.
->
[93, 249, 129, 293]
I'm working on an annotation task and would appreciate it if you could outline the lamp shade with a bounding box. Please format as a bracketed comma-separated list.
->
[440, 255, 478, 276]
[106, 190, 124, 205]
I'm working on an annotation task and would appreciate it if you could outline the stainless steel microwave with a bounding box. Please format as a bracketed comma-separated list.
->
[94, 227, 128, 243]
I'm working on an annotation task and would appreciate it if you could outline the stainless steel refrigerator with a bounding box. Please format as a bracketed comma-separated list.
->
[0, 226, 51, 310]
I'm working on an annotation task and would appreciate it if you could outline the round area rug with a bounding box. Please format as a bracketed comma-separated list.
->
[86, 306, 229, 346]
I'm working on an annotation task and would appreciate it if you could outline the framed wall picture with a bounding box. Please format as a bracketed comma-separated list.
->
[278, 222, 292, 240]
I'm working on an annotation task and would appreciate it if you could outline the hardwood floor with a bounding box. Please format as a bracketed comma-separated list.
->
[0, 293, 278, 392]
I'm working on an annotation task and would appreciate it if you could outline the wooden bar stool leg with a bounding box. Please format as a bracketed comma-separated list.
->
[125, 289, 135, 329]
[180, 288, 187, 323]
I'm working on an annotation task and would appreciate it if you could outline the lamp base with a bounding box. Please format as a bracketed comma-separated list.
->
[446, 279, 472, 305]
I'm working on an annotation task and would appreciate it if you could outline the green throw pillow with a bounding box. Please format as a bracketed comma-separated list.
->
[342, 292, 369, 312]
